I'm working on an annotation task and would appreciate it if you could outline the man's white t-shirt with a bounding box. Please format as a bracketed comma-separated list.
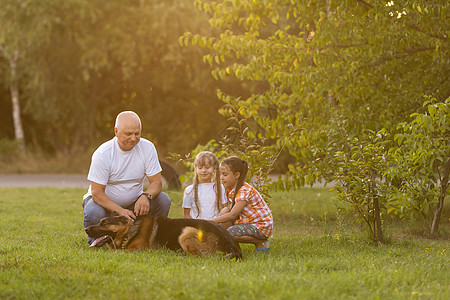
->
[83, 137, 162, 208]
[182, 182, 227, 219]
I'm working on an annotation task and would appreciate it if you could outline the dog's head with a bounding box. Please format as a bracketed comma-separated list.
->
[85, 215, 130, 240]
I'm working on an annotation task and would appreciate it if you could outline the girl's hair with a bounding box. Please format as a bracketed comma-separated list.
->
[220, 156, 248, 208]
[192, 151, 222, 217]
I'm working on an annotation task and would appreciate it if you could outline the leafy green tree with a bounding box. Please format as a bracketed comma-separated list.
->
[180, 0, 448, 238]
[388, 97, 450, 236]
[182, 0, 448, 183]
[332, 129, 394, 242]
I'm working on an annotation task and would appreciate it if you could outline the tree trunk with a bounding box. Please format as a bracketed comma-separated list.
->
[430, 159, 450, 235]
[8, 50, 26, 152]
[371, 177, 383, 243]
[373, 195, 383, 243]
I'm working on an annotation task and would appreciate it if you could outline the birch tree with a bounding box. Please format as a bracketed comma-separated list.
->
[0, 46, 24, 151]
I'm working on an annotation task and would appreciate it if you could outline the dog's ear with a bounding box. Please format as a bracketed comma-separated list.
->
[111, 211, 120, 217]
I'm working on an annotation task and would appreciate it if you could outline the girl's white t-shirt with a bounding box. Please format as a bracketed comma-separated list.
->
[83, 137, 162, 208]
[182, 182, 227, 219]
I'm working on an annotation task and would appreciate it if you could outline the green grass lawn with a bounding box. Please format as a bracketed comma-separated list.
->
[0, 187, 448, 299]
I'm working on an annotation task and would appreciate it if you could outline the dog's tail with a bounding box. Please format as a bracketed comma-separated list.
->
[179, 226, 204, 255]
[179, 226, 226, 257]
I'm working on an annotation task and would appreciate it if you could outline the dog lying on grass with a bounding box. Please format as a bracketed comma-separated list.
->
[85, 215, 242, 259]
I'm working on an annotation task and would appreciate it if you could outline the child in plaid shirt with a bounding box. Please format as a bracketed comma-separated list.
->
[211, 156, 273, 251]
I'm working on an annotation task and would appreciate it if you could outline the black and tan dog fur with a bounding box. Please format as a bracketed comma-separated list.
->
[85, 215, 242, 259]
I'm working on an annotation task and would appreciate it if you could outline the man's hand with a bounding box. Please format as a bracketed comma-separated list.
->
[134, 194, 150, 216]
[91, 181, 136, 220]
[117, 208, 136, 220]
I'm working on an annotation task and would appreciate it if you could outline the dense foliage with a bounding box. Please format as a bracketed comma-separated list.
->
[182, 0, 448, 180]
[181, 0, 449, 240]
[388, 97, 450, 235]
[0, 0, 243, 154]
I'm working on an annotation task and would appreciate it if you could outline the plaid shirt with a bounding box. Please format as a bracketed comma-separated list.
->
[227, 182, 273, 238]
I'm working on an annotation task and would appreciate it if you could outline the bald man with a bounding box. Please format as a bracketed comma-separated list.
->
[82, 111, 171, 245]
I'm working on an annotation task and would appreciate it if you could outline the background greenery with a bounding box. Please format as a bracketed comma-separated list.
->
[0, 0, 448, 272]
[0, 0, 253, 156]
[1, 1, 448, 168]
[0, 187, 448, 299]
[178, 0, 449, 241]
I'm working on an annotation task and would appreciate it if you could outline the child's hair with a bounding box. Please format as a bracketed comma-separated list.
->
[220, 156, 248, 208]
[192, 151, 222, 217]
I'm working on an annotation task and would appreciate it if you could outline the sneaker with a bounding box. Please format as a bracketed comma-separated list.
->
[255, 241, 269, 252]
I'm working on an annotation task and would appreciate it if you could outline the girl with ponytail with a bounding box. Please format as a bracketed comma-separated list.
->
[182, 151, 227, 219]
[211, 156, 273, 251]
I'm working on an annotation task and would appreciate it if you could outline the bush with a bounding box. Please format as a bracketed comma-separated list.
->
[332, 129, 393, 243]
[388, 96, 450, 236]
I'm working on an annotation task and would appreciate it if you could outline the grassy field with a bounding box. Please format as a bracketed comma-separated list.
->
[0, 187, 448, 299]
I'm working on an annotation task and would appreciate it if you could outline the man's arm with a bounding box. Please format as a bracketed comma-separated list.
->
[134, 172, 163, 216]
[91, 181, 136, 219]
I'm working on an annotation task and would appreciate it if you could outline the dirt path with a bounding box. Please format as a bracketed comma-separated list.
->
[0, 174, 332, 188]
[0, 174, 89, 188]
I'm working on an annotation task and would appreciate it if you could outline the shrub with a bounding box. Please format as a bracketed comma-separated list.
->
[388, 96, 450, 236]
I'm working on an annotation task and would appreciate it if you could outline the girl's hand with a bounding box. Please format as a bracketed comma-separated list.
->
[211, 201, 246, 223]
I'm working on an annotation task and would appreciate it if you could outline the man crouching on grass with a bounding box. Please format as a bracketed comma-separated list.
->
[82, 111, 171, 245]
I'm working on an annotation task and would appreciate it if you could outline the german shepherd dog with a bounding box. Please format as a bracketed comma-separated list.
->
[85, 215, 242, 259]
